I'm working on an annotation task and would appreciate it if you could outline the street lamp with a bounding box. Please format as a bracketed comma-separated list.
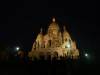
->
[84, 53, 90, 59]
[85, 53, 88, 57]
[15, 47, 20, 51]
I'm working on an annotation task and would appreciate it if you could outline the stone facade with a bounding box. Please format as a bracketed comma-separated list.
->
[28, 18, 79, 60]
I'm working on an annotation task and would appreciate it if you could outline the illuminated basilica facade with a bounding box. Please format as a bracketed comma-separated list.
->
[28, 18, 79, 60]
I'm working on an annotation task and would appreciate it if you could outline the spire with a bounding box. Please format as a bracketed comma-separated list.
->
[52, 17, 55, 22]
[40, 28, 43, 34]
[63, 25, 66, 31]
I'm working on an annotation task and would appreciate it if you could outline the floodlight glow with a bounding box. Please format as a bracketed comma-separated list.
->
[67, 44, 70, 48]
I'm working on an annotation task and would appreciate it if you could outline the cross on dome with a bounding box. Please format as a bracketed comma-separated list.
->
[52, 17, 55, 22]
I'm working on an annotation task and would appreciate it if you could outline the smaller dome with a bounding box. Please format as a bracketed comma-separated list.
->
[36, 33, 43, 42]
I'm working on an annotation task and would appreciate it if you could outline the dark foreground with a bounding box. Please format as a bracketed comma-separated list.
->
[0, 59, 98, 75]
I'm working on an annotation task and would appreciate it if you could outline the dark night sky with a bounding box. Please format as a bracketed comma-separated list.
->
[0, 0, 97, 57]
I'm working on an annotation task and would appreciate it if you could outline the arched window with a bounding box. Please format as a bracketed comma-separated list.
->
[49, 40, 51, 47]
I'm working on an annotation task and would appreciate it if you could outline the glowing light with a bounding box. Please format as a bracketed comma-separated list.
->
[85, 53, 88, 57]
[16, 47, 20, 51]
[52, 18, 55, 22]
[67, 44, 70, 48]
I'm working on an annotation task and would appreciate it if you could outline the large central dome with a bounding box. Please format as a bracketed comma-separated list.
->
[48, 18, 60, 38]
[48, 18, 59, 31]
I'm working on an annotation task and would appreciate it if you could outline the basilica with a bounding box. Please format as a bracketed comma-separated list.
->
[28, 18, 79, 60]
